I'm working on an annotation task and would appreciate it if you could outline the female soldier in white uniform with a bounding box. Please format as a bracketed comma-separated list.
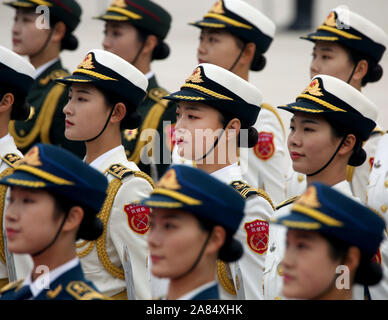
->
[56, 49, 154, 299]
[164, 63, 275, 299]
[287, 6, 388, 202]
[263, 75, 378, 300]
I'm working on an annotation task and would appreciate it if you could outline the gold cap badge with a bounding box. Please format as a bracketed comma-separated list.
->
[111, 0, 126, 8]
[209, 0, 225, 14]
[302, 79, 324, 97]
[78, 53, 95, 70]
[296, 185, 321, 208]
[157, 169, 181, 190]
[20, 146, 42, 167]
[185, 67, 204, 84]
[324, 11, 337, 28]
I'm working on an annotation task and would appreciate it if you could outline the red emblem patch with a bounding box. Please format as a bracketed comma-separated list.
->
[253, 132, 275, 160]
[369, 157, 374, 172]
[372, 248, 382, 265]
[124, 204, 151, 235]
[165, 123, 176, 152]
[244, 220, 269, 255]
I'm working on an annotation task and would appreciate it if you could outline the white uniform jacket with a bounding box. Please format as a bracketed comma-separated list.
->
[211, 163, 275, 299]
[367, 133, 388, 300]
[348, 128, 385, 204]
[76, 145, 153, 299]
[239, 104, 288, 206]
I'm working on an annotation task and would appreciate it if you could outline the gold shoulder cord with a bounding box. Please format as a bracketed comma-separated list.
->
[260, 103, 286, 138]
[346, 165, 355, 183]
[9, 84, 66, 148]
[96, 178, 125, 279]
[133, 171, 156, 188]
[77, 178, 125, 279]
[128, 89, 169, 165]
[0, 167, 14, 265]
[257, 188, 276, 211]
[217, 260, 237, 296]
[77, 170, 154, 279]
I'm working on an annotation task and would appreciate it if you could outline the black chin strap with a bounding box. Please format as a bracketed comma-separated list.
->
[131, 40, 146, 66]
[346, 63, 358, 84]
[172, 229, 213, 281]
[194, 124, 228, 162]
[228, 43, 246, 73]
[306, 136, 347, 177]
[85, 106, 115, 143]
[31, 212, 69, 257]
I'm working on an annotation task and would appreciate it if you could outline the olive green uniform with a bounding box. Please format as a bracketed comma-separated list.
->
[123, 75, 176, 180]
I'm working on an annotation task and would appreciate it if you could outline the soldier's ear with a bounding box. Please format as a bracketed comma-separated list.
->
[110, 102, 127, 124]
[143, 34, 158, 56]
[0, 93, 14, 113]
[51, 21, 67, 43]
[205, 226, 226, 256]
[225, 118, 241, 140]
[62, 206, 84, 233]
[240, 42, 256, 66]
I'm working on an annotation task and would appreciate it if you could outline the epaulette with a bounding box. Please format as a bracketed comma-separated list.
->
[148, 87, 170, 108]
[230, 180, 275, 210]
[230, 180, 258, 199]
[2, 153, 22, 168]
[0, 279, 24, 294]
[276, 196, 299, 211]
[39, 69, 70, 86]
[66, 281, 112, 300]
[106, 164, 155, 188]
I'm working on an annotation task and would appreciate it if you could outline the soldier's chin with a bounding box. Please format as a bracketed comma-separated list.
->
[6, 243, 24, 255]
[12, 45, 24, 56]
[151, 267, 169, 279]
[178, 146, 193, 161]
[64, 130, 85, 142]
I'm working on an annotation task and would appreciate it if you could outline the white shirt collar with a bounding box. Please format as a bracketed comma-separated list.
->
[34, 58, 59, 79]
[210, 162, 241, 184]
[332, 180, 359, 201]
[23, 257, 80, 298]
[177, 281, 217, 300]
[144, 70, 154, 80]
[87, 145, 123, 169]
[0, 133, 12, 145]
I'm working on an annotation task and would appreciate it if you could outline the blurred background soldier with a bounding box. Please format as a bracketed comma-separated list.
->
[287, 6, 388, 202]
[4, 0, 86, 158]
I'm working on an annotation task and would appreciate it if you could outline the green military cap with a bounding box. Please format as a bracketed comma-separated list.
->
[4, 0, 82, 33]
[96, 0, 171, 40]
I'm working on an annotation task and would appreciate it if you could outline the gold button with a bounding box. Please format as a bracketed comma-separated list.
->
[298, 174, 304, 183]
[277, 264, 284, 276]
[20, 129, 25, 136]
[381, 205, 387, 213]
[385, 181, 388, 188]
